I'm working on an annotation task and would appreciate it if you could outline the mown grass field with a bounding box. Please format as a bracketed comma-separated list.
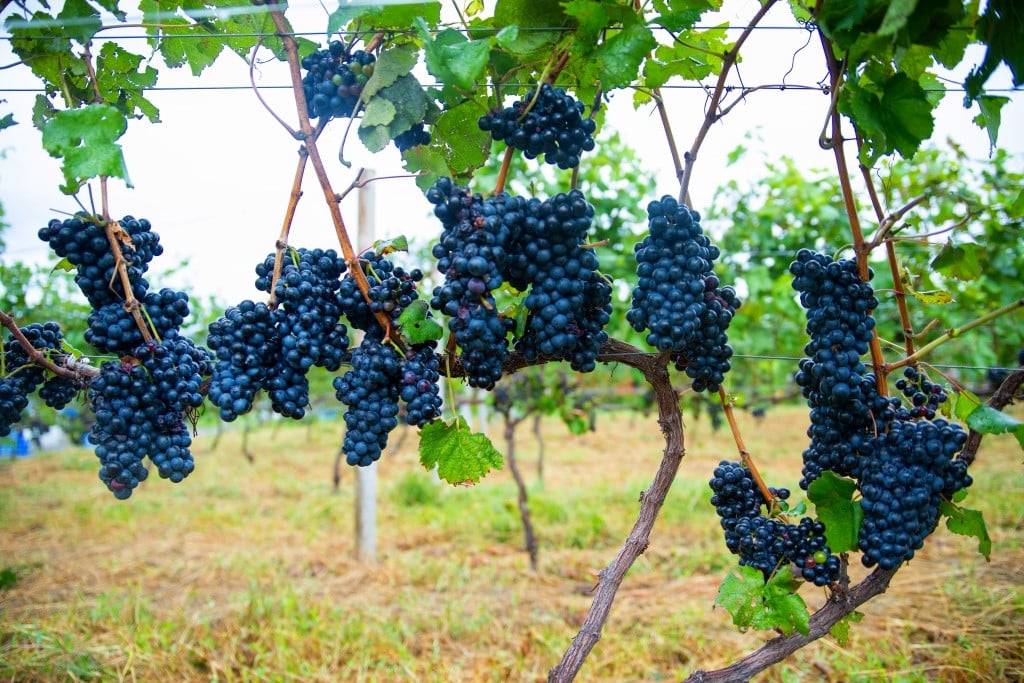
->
[1, 405, 1022, 682]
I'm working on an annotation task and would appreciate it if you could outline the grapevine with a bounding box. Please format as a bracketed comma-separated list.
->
[0, 2, 1021, 682]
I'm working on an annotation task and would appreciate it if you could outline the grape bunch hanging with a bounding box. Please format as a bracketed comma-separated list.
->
[301, 40, 376, 121]
[478, 83, 597, 169]
[626, 196, 740, 392]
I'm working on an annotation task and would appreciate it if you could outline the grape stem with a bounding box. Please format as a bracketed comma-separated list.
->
[717, 386, 782, 516]
[546, 339, 682, 683]
[266, 7, 397, 346]
[100, 213, 155, 346]
[267, 145, 310, 308]
[493, 146, 515, 195]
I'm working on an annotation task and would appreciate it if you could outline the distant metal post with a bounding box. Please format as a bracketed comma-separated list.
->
[355, 168, 377, 563]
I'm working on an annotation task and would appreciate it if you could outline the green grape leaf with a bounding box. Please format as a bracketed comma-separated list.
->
[877, 0, 920, 37]
[402, 99, 491, 187]
[95, 43, 160, 123]
[939, 500, 991, 560]
[952, 388, 983, 422]
[31, 95, 57, 129]
[359, 74, 428, 152]
[58, 0, 102, 45]
[420, 27, 491, 92]
[358, 124, 392, 153]
[830, 610, 864, 646]
[953, 389, 1024, 450]
[845, 71, 935, 164]
[0, 113, 15, 131]
[910, 289, 954, 304]
[643, 26, 730, 87]
[560, 406, 589, 435]
[931, 241, 985, 281]
[592, 24, 656, 90]
[493, 0, 568, 54]
[964, 0, 1024, 103]
[716, 565, 810, 636]
[51, 258, 76, 273]
[1008, 188, 1024, 220]
[561, 0, 609, 45]
[139, 0, 226, 78]
[966, 405, 1024, 450]
[396, 300, 444, 345]
[651, 8, 708, 32]
[361, 97, 398, 128]
[362, 48, 418, 101]
[432, 100, 492, 170]
[402, 144, 450, 190]
[372, 235, 409, 255]
[807, 471, 862, 553]
[973, 94, 1010, 151]
[6, 11, 73, 92]
[419, 416, 504, 485]
[332, 2, 441, 33]
[40, 104, 131, 194]
[327, 6, 364, 36]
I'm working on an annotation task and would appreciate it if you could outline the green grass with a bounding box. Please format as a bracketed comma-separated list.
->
[0, 406, 1022, 681]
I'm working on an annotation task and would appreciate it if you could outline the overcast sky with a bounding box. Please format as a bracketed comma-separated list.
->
[1, 0, 1021, 305]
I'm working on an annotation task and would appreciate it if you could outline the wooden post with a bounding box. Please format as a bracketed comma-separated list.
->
[355, 168, 377, 563]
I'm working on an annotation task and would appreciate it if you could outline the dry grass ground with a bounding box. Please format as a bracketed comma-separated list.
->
[1, 405, 1022, 682]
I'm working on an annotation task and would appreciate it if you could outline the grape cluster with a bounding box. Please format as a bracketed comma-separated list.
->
[39, 214, 188, 355]
[85, 288, 190, 355]
[208, 248, 350, 421]
[893, 366, 947, 420]
[337, 250, 424, 333]
[709, 460, 840, 586]
[393, 122, 431, 152]
[87, 360, 194, 497]
[38, 214, 162, 308]
[426, 177, 516, 389]
[34, 211, 214, 497]
[507, 191, 611, 372]
[300, 40, 376, 120]
[134, 335, 211, 413]
[255, 248, 350, 372]
[2, 323, 80, 434]
[333, 249, 443, 462]
[478, 83, 596, 169]
[789, 250, 880, 489]
[333, 331, 402, 466]
[206, 300, 280, 421]
[399, 341, 443, 428]
[857, 418, 970, 569]
[627, 196, 739, 391]
[788, 249, 974, 570]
